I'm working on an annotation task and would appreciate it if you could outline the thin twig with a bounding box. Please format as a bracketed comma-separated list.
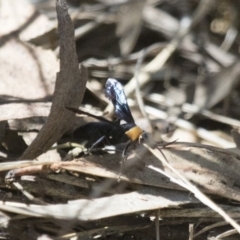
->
[155, 209, 160, 240]
[135, 49, 154, 133]
[12, 182, 47, 205]
[124, 0, 213, 97]
[193, 221, 228, 238]
[215, 229, 238, 239]
[144, 143, 240, 234]
[189, 224, 194, 240]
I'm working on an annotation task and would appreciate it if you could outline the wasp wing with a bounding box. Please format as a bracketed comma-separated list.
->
[105, 78, 135, 124]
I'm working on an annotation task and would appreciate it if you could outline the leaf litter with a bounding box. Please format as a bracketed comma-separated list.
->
[1, 0, 240, 239]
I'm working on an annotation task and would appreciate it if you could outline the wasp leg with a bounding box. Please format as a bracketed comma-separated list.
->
[118, 141, 131, 182]
[87, 135, 106, 154]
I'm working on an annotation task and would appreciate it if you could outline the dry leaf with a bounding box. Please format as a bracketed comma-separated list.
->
[0, 0, 54, 41]
[57, 142, 240, 202]
[0, 103, 51, 121]
[0, 39, 57, 101]
[0, 188, 196, 220]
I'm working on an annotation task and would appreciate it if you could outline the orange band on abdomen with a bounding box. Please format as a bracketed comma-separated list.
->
[125, 126, 143, 142]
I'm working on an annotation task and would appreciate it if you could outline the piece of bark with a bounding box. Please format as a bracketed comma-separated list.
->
[20, 0, 87, 159]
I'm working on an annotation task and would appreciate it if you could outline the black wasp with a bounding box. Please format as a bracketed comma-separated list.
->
[66, 78, 146, 155]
